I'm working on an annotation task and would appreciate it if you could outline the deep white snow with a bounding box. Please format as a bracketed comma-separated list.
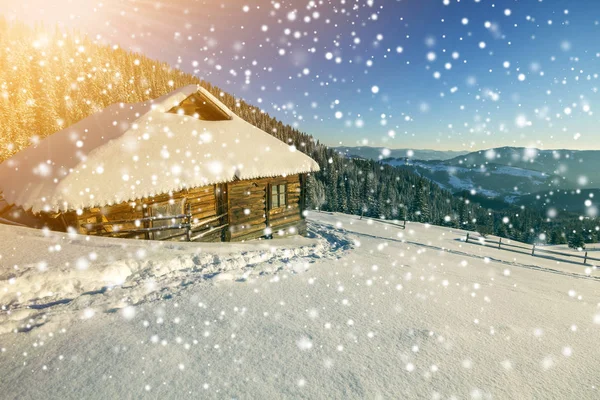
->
[0, 85, 320, 213]
[0, 212, 599, 399]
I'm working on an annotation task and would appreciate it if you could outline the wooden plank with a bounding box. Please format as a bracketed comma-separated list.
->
[230, 204, 266, 213]
[229, 182, 266, 191]
[229, 190, 266, 198]
[230, 202, 265, 210]
[186, 185, 215, 196]
[229, 212, 266, 225]
[188, 195, 216, 204]
[225, 183, 232, 241]
[269, 204, 300, 216]
[265, 181, 271, 234]
[269, 219, 305, 237]
[230, 199, 266, 209]
[270, 206, 300, 217]
[230, 197, 266, 206]
[190, 205, 217, 217]
[81, 212, 178, 229]
[95, 223, 191, 236]
[230, 224, 267, 241]
[230, 219, 267, 233]
[229, 178, 269, 187]
[102, 211, 144, 222]
[270, 213, 302, 225]
[230, 212, 266, 223]
[186, 190, 217, 199]
[270, 215, 302, 227]
[187, 198, 216, 209]
[229, 192, 266, 202]
[190, 213, 227, 229]
[190, 224, 228, 241]
[99, 203, 136, 213]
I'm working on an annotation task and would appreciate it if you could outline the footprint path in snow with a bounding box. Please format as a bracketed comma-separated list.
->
[0, 222, 353, 335]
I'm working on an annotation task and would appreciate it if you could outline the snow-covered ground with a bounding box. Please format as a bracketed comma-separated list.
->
[1, 212, 599, 399]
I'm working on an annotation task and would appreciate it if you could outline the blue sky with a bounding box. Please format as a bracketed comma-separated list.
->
[4, 0, 600, 150]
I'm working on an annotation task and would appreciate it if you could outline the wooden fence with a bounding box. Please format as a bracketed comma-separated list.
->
[464, 233, 600, 266]
[81, 205, 228, 242]
[359, 211, 407, 230]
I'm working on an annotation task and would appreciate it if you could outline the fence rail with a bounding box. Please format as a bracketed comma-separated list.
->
[81, 213, 190, 230]
[359, 212, 407, 230]
[464, 233, 600, 265]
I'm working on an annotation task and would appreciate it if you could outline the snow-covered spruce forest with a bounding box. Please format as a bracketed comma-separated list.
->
[0, 19, 598, 246]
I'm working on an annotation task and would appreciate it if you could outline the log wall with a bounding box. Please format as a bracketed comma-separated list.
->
[25, 173, 308, 242]
[72, 184, 223, 242]
[267, 174, 306, 237]
[226, 178, 268, 241]
[226, 174, 305, 242]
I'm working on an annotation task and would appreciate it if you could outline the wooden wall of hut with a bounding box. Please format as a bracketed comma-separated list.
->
[68, 185, 224, 242]
[226, 174, 305, 242]
[6, 173, 307, 242]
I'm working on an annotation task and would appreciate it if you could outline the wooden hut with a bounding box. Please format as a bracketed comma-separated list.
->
[0, 85, 320, 242]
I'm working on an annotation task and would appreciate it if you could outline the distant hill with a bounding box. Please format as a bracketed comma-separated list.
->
[515, 188, 600, 216]
[385, 158, 557, 202]
[334, 146, 468, 161]
[443, 147, 600, 188]
[381, 147, 600, 204]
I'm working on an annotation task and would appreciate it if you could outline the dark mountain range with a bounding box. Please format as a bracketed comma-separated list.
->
[334, 146, 468, 161]
[381, 147, 600, 204]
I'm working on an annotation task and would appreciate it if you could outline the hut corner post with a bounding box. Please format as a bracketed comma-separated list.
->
[265, 182, 272, 239]
[300, 174, 307, 216]
[218, 183, 230, 242]
[185, 203, 192, 242]
[299, 173, 308, 236]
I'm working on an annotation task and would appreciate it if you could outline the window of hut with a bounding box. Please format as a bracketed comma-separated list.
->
[168, 92, 231, 121]
[270, 183, 287, 209]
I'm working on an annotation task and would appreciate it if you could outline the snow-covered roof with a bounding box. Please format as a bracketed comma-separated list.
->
[0, 85, 320, 213]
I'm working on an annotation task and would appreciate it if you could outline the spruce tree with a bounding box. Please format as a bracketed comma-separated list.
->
[568, 232, 586, 250]
[476, 212, 494, 237]
[414, 181, 430, 222]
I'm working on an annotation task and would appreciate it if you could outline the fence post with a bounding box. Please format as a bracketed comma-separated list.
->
[498, 238, 502, 249]
[185, 203, 192, 242]
[584, 252, 588, 265]
[531, 244, 536, 256]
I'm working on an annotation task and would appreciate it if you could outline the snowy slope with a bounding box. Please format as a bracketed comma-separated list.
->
[1, 212, 599, 399]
